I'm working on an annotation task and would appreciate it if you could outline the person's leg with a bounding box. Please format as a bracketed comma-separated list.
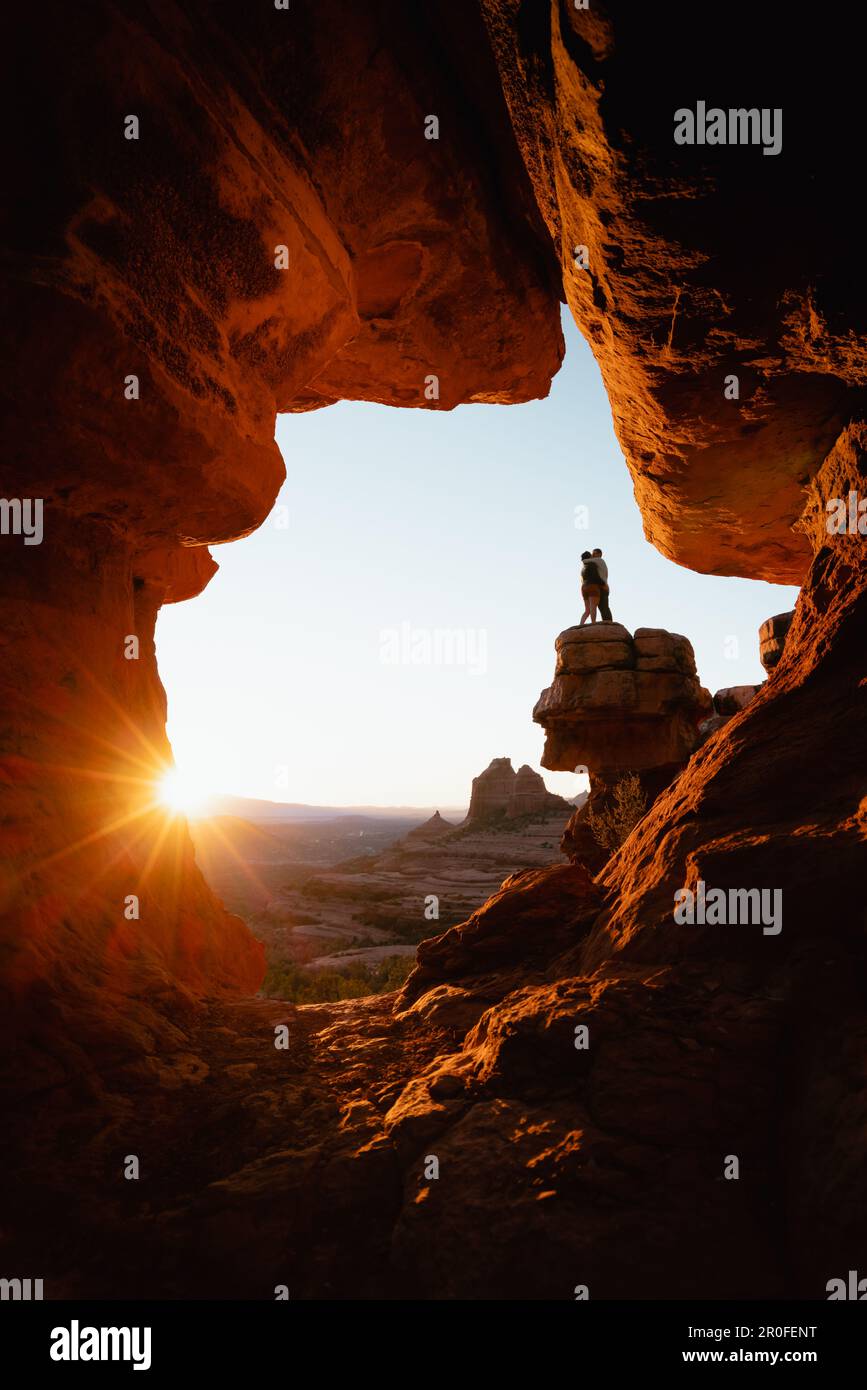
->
[589, 596, 598, 623]
[599, 587, 612, 622]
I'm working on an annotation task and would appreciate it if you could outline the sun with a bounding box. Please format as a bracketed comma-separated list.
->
[156, 768, 210, 819]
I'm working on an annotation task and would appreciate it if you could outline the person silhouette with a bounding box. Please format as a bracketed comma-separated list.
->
[579, 550, 603, 625]
[592, 547, 613, 622]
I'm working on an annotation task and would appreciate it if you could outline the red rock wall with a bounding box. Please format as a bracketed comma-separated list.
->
[588, 423, 867, 973]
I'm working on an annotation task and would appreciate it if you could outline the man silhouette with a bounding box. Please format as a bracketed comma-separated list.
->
[592, 548, 613, 622]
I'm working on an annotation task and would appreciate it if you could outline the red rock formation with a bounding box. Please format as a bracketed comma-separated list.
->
[697, 682, 764, 746]
[465, 757, 518, 823]
[403, 811, 456, 842]
[538, 620, 713, 874]
[534, 623, 712, 779]
[712, 685, 764, 716]
[464, 757, 570, 824]
[407, 861, 600, 1000]
[508, 763, 572, 817]
[759, 611, 795, 671]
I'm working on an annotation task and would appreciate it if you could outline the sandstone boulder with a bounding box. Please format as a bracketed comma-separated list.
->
[556, 637, 634, 674]
[696, 682, 764, 748]
[759, 612, 795, 672]
[404, 862, 601, 998]
[713, 685, 764, 716]
[633, 628, 696, 675]
[556, 623, 632, 646]
[534, 625, 712, 779]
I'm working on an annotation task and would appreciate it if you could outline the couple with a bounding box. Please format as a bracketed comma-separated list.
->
[580, 547, 613, 625]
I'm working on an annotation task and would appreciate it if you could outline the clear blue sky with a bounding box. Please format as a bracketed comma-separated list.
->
[156, 309, 798, 809]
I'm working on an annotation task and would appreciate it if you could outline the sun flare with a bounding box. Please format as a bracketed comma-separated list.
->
[157, 768, 210, 819]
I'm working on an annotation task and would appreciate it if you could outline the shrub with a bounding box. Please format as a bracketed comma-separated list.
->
[262, 952, 415, 1004]
[586, 773, 648, 852]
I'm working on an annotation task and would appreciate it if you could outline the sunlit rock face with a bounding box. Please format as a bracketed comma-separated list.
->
[533, 624, 712, 779]
[479, 0, 867, 580]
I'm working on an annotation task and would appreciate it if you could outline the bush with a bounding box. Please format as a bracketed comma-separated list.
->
[586, 773, 648, 852]
[262, 952, 415, 1004]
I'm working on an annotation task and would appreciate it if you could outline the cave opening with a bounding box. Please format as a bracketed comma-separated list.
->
[152, 309, 799, 1005]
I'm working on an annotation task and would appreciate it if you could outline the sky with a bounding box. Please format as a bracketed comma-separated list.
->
[155, 309, 798, 811]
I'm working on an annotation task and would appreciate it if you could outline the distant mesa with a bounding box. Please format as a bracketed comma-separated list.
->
[464, 757, 572, 826]
[512, 763, 573, 818]
[404, 810, 457, 842]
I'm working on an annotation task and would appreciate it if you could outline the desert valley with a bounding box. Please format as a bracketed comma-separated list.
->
[192, 760, 581, 1000]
